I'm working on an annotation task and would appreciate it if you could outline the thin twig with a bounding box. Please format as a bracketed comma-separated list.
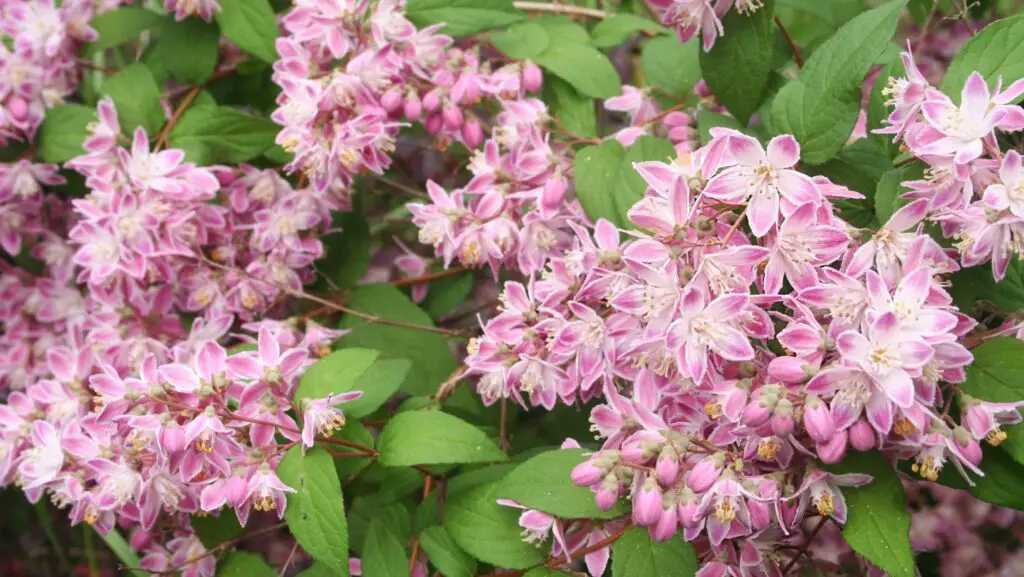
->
[433, 367, 467, 403]
[278, 542, 300, 577]
[409, 475, 435, 573]
[782, 517, 829, 575]
[774, 16, 804, 68]
[499, 399, 511, 452]
[155, 522, 288, 575]
[478, 521, 633, 577]
[373, 174, 430, 200]
[155, 85, 201, 151]
[513, 1, 607, 19]
[379, 266, 469, 288]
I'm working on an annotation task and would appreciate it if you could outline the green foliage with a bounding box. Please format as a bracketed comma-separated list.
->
[295, 348, 380, 403]
[100, 64, 165, 135]
[591, 14, 668, 48]
[949, 260, 1024, 315]
[805, 139, 893, 227]
[150, 18, 221, 84]
[769, 0, 906, 164]
[419, 526, 478, 577]
[86, 7, 166, 55]
[933, 445, 1024, 510]
[961, 338, 1024, 403]
[700, 0, 776, 124]
[830, 452, 914, 577]
[217, 552, 276, 577]
[318, 202, 372, 291]
[363, 519, 410, 577]
[547, 78, 598, 139]
[338, 284, 458, 396]
[277, 447, 351, 575]
[345, 358, 413, 418]
[941, 15, 1024, 102]
[574, 136, 676, 229]
[405, 0, 525, 36]
[215, 0, 279, 63]
[445, 481, 546, 568]
[641, 36, 701, 97]
[697, 109, 747, 144]
[499, 448, 625, 519]
[332, 421, 376, 478]
[169, 105, 280, 165]
[191, 512, 244, 549]
[378, 410, 506, 466]
[36, 105, 95, 163]
[874, 163, 923, 223]
[611, 527, 698, 577]
[422, 273, 476, 320]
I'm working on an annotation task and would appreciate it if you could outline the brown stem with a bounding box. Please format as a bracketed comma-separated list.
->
[478, 521, 633, 577]
[961, 326, 1011, 349]
[155, 85, 201, 151]
[383, 266, 469, 288]
[774, 16, 804, 68]
[512, 1, 607, 19]
[433, 367, 467, 403]
[499, 399, 510, 452]
[782, 517, 829, 575]
[408, 474, 435, 572]
[155, 521, 287, 575]
[374, 174, 430, 200]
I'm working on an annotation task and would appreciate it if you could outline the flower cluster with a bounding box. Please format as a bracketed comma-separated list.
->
[646, 0, 768, 51]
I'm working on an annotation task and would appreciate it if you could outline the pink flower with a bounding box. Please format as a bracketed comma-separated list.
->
[245, 466, 296, 517]
[788, 468, 871, 525]
[982, 149, 1024, 218]
[300, 391, 363, 449]
[164, 0, 221, 22]
[763, 203, 849, 293]
[18, 420, 63, 490]
[836, 312, 933, 409]
[118, 128, 219, 199]
[665, 290, 755, 383]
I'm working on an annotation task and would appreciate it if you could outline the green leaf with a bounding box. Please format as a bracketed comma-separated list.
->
[574, 136, 676, 229]
[36, 105, 95, 163]
[866, 54, 903, 158]
[169, 105, 280, 165]
[697, 109, 746, 145]
[318, 200, 371, 291]
[295, 348, 380, 403]
[332, 421, 376, 478]
[961, 338, 1024, 403]
[700, 0, 776, 124]
[277, 447, 350, 575]
[533, 15, 592, 45]
[85, 7, 166, 55]
[941, 15, 1024, 103]
[95, 528, 147, 577]
[768, 0, 906, 164]
[830, 452, 913, 577]
[418, 526, 477, 577]
[422, 273, 475, 320]
[348, 496, 412, 554]
[445, 481, 546, 568]
[345, 358, 412, 418]
[491, 21, 549, 60]
[191, 512, 243, 549]
[217, 552, 276, 577]
[406, 0, 525, 37]
[949, 258, 1024, 315]
[874, 168, 909, 224]
[523, 570, 574, 577]
[591, 14, 668, 48]
[338, 284, 458, 396]
[150, 18, 220, 84]
[805, 139, 893, 227]
[535, 43, 622, 99]
[499, 449, 625, 519]
[548, 78, 597, 139]
[611, 527, 698, 577]
[215, 0, 279, 63]
[296, 565, 336, 577]
[932, 443, 1024, 510]
[378, 410, 506, 466]
[641, 36, 701, 97]
[100, 64, 165, 135]
[363, 519, 410, 577]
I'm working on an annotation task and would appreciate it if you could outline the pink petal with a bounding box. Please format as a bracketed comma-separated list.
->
[766, 135, 800, 168]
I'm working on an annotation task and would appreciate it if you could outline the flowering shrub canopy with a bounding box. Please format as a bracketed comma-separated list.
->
[2, 0, 1024, 576]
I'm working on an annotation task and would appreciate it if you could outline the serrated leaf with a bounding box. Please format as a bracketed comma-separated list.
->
[86, 7, 166, 55]
[949, 259, 1024, 315]
[941, 15, 1024, 103]
[491, 21, 549, 60]
[215, 0, 279, 63]
[348, 496, 412, 555]
[318, 198, 371, 291]
[422, 273, 475, 319]
[295, 348, 380, 403]
[932, 444, 1024, 510]
[445, 481, 546, 569]
[406, 0, 525, 37]
[591, 14, 668, 48]
[100, 64, 165, 135]
[696, 109, 746, 145]
[499, 448, 625, 519]
[805, 139, 893, 227]
[169, 105, 280, 165]
[641, 36, 701, 97]
[535, 43, 622, 99]
[768, 0, 906, 164]
[363, 519, 410, 577]
[574, 136, 675, 229]
[548, 78, 597, 139]
[419, 526, 477, 577]
[961, 338, 1024, 403]
[36, 105, 94, 163]
[611, 527, 698, 577]
[830, 452, 913, 577]
[874, 162, 924, 223]
[150, 18, 220, 84]
[217, 552, 275, 577]
[378, 410, 506, 466]
[277, 447, 350, 575]
[191, 512, 243, 549]
[532, 15, 591, 45]
[343, 358, 411, 418]
[700, 0, 776, 124]
[338, 284, 457, 396]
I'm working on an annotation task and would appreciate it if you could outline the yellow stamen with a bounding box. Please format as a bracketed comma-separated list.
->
[986, 428, 1008, 446]
[704, 402, 722, 420]
[815, 492, 835, 517]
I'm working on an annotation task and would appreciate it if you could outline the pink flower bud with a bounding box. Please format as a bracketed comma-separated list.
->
[849, 418, 876, 452]
[687, 455, 722, 493]
[961, 437, 983, 466]
[741, 400, 772, 427]
[632, 477, 664, 527]
[462, 119, 483, 148]
[522, 61, 543, 92]
[8, 97, 28, 121]
[816, 429, 848, 464]
[771, 403, 794, 437]
[381, 89, 403, 113]
[677, 494, 699, 528]
[424, 113, 442, 135]
[442, 105, 464, 131]
[160, 424, 185, 454]
[655, 446, 680, 486]
[404, 93, 422, 120]
[130, 528, 152, 550]
[595, 474, 619, 510]
[767, 356, 812, 383]
[651, 499, 678, 541]
[541, 178, 566, 212]
[572, 459, 605, 487]
[422, 90, 442, 112]
[803, 394, 835, 443]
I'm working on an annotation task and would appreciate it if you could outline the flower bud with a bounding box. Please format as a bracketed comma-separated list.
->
[522, 61, 543, 92]
[651, 497, 678, 541]
[381, 89, 403, 113]
[816, 428, 848, 464]
[424, 113, 443, 135]
[462, 119, 484, 148]
[803, 394, 835, 443]
[8, 97, 27, 121]
[848, 418, 876, 452]
[960, 436, 983, 466]
[655, 446, 680, 486]
[159, 423, 185, 454]
[130, 528, 152, 550]
[403, 92, 422, 120]
[541, 178, 566, 212]
[687, 454, 723, 493]
[632, 477, 664, 527]
[595, 474, 619, 510]
[771, 399, 795, 437]
[422, 90, 442, 112]
[767, 356, 812, 383]
[677, 488, 700, 528]
[572, 459, 605, 487]
[442, 105, 464, 131]
[741, 400, 772, 427]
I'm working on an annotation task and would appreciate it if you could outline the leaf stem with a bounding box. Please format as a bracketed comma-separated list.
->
[512, 1, 607, 19]
[155, 84, 201, 151]
[774, 16, 804, 68]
